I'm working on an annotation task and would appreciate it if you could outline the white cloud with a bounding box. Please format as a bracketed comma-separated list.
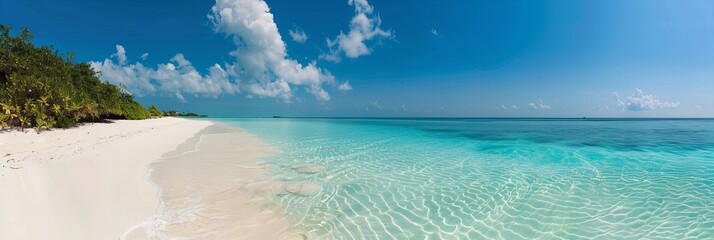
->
[320, 0, 391, 62]
[90, 59, 154, 96]
[288, 27, 308, 43]
[612, 88, 680, 111]
[431, 28, 438, 36]
[174, 92, 186, 103]
[209, 0, 336, 101]
[502, 104, 519, 110]
[141, 53, 149, 60]
[612, 92, 625, 107]
[528, 99, 551, 110]
[338, 81, 352, 91]
[90, 46, 240, 100]
[369, 99, 383, 110]
[92, 0, 344, 103]
[111, 45, 127, 65]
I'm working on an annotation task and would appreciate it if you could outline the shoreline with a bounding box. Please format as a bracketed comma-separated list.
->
[123, 123, 310, 240]
[0, 118, 212, 240]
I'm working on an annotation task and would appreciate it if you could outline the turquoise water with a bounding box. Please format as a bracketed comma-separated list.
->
[217, 118, 714, 239]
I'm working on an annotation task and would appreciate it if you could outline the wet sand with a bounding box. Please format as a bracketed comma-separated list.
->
[122, 124, 313, 240]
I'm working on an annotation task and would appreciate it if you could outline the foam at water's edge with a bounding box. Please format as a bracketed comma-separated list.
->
[120, 123, 212, 240]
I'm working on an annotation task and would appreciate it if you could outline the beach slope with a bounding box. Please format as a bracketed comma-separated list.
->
[0, 118, 211, 240]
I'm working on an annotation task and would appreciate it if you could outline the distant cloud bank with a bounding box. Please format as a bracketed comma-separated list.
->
[612, 88, 680, 111]
[528, 99, 551, 110]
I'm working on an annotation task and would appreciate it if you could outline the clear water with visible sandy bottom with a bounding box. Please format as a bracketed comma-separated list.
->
[212, 118, 714, 239]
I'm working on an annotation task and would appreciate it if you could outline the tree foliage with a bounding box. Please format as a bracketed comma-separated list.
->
[149, 105, 163, 117]
[163, 110, 207, 118]
[0, 25, 150, 131]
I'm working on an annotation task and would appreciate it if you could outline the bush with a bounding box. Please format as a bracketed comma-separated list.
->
[0, 25, 151, 131]
[121, 101, 151, 120]
[149, 105, 163, 117]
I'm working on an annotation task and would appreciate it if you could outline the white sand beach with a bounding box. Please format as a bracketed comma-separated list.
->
[0, 118, 211, 240]
[0, 117, 310, 240]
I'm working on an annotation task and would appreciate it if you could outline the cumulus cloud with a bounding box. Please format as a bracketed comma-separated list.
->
[209, 0, 340, 101]
[111, 45, 127, 65]
[288, 27, 308, 43]
[320, 0, 391, 62]
[92, 0, 350, 103]
[338, 81, 352, 91]
[528, 99, 551, 110]
[431, 28, 438, 36]
[141, 53, 149, 60]
[612, 88, 680, 111]
[90, 46, 240, 100]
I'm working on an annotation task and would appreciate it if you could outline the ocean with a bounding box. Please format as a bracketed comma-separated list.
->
[216, 118, 714, 239]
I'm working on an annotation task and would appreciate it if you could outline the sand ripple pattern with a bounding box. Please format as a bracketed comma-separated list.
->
[232, 119, 714, 240]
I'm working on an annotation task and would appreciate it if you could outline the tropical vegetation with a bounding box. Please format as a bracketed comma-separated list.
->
[149, 105, 164, 117]
[0, 25, 151, 131]
[163, 110, 207, 118]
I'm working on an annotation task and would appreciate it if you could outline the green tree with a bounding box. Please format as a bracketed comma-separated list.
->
[0, 25, 152, 131]
[149, 105, 163, 117]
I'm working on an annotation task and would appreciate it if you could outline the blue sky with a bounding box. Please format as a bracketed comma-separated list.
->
[2, 0, 713, 117]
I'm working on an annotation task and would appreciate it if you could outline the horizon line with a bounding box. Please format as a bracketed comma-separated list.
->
[205, 116, 714, 120]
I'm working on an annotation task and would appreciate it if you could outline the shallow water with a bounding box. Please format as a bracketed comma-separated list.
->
[218, 118, 714, 239]
[123, 125, 307, 240]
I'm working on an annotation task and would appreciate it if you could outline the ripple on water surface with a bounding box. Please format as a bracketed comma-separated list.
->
[223, 119, 714, 240]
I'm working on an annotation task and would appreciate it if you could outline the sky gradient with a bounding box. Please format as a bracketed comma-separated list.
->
[2, 0, 713, 117]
